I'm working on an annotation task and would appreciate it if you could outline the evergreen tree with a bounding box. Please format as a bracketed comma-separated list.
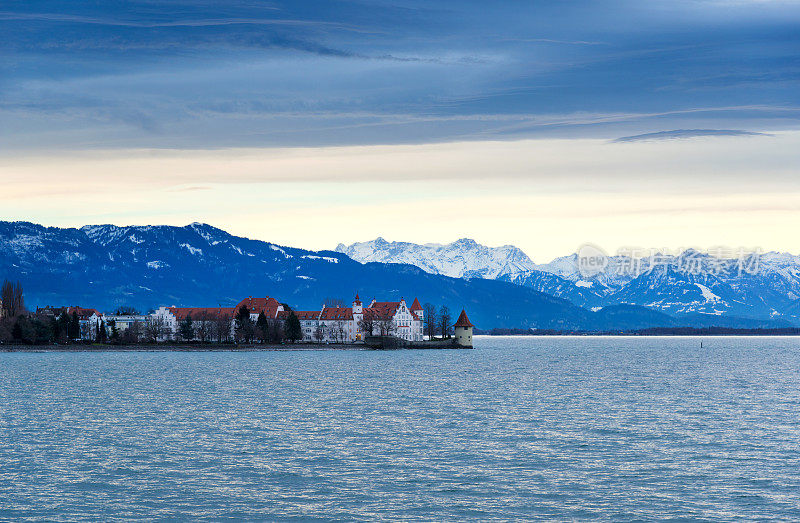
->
[33, 319, 52, 344]
[57, 312, 71, 342]
[285, 311, 302, 343]
[68, 311, 80, 340]
[95, 320, 107, 343]
[235, 305, 254, 343]
[180, 314, 194, 342]
[50, 317, 61, 341]
[255, 311, 269, 343]
[109, 320, 120, 343]
[12, 318, 23, 341]
[11, 316, 45, 344]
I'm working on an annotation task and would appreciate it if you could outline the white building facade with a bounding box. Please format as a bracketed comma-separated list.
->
[151, 294, 424, 343]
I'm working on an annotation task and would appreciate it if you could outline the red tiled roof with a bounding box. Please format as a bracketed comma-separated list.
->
[320, 307, 353, 320]
[365, 300, 425, 322]
[369, 301, 400, 315]
[235, 296, 282, 317]
[361, 308, 388, 320]
[409, 298, 422, 311]
[453, 309, 474, 328]
[277, 310, 320, 320]
[66, 306, 101, 319]
[169, 307, 234, 321]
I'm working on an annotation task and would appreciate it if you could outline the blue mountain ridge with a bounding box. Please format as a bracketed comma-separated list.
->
[0, 221, 790, 330]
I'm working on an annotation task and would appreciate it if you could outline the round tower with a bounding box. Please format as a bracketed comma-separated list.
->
[453, 309, 474, 348]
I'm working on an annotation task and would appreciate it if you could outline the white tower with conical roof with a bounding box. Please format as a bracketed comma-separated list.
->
[453, 309, 474, 348]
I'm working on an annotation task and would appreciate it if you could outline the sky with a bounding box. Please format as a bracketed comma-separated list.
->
[1, 0, 799, 261]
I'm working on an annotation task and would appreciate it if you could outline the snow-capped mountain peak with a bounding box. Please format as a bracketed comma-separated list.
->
[335, 237, 538, 280]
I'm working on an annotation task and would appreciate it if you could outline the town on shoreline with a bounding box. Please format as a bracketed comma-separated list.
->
[0, 280, 475, 349]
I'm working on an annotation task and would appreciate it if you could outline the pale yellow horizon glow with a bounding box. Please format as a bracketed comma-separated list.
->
[2, 132, 799, 262]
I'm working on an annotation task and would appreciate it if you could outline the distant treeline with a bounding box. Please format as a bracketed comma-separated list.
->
[476, 327, 800, 336]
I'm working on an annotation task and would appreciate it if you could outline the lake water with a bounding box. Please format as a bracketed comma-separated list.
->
[1, 336, 800, 521]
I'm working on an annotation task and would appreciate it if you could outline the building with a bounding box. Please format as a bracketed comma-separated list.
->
[453, 309, 474, 347]
[364, 297, 423, 341]
[67, 306, 103, 340]
[150, 293, 425, 343]
[277, 309, 326, 341]
[151, 306, 236, 341]
[235, 296, 286, 321]
[34, 305, 104, 339]
[151, 296, 288, 340]
[103, 314, 147, 333]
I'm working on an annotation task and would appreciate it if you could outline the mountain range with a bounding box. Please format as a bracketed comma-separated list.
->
[1, 221, 795, 330]
[0, 221, 597, 330]
[337, 238, 800, 326]
[336, 238, 537, 280]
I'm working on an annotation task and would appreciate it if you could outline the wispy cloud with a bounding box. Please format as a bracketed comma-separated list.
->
[502, 37, 607, 46]
[1, 0, 799, 149]
[613, 129, 770, 143]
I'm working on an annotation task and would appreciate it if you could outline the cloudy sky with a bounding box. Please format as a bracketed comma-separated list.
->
[2, 0, 799, 260]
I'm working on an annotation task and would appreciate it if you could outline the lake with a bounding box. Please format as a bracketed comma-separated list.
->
[1, 336, 800, 521]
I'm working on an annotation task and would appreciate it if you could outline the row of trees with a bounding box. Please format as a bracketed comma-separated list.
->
[423, 303, 453, 339]
[0, 308, 85, 345]
[152, 306, 299, 344]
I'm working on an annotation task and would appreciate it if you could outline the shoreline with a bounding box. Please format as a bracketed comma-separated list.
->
[0, 341, 468, 352]
[476, 329, 800, 337]
[0, 343, 371, 352]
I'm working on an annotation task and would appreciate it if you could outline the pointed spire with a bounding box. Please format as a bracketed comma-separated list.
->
[410, 297, 422, 311]
[453, 309, 473, 328]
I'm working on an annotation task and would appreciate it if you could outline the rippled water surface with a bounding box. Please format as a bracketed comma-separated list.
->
[2, 336, 800, 521]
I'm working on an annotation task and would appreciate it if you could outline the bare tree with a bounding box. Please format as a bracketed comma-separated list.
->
[358, 315, 375, 338]
[123, 321, 142, 344]
[196, 312, 212, 343]
[334, 319, 347, 343]
[313, 323, 325, 343]
[423, 302, 438, 339]
[213, 314, 232, 343]
[1, 280, 25, 318]
[144, 316, 166, 343]
[439, 305, 451, 338]
[376, 317, 397, 337]
[0, 280, 10, 318]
